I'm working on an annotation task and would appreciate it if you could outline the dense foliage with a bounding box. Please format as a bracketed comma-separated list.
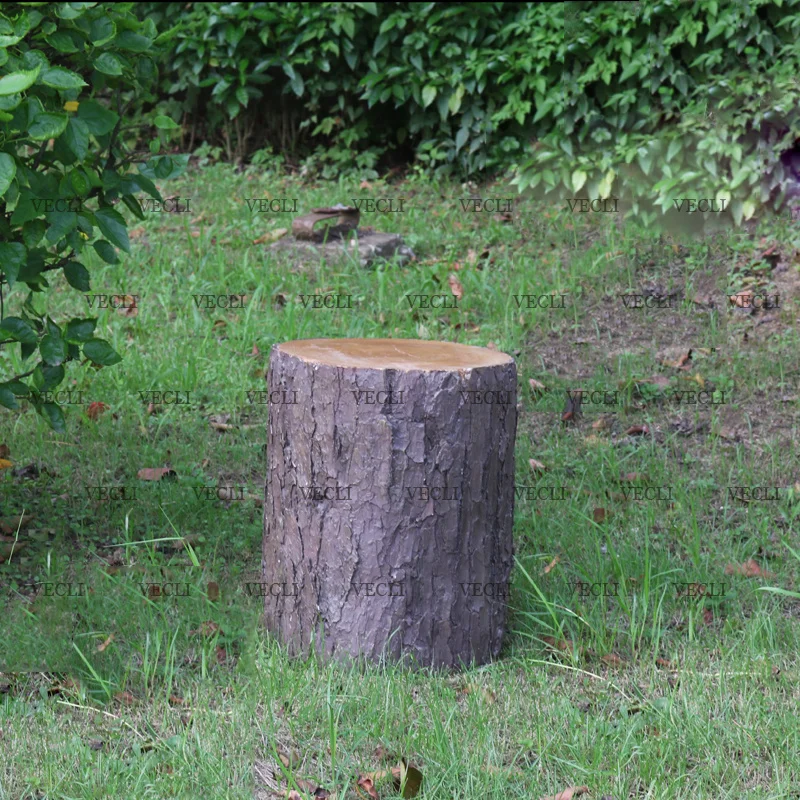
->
[137, 1, 558, 177]
[0, 2, 183, 431]
[514, 0, 800, 226]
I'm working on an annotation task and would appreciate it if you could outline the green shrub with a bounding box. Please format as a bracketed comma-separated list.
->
[0, 2, 184, 431]
[514, 0, 800, 227]
[137, 2, 559, 177]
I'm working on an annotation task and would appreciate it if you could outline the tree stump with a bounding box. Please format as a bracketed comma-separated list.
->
[263, 338, 517, 669]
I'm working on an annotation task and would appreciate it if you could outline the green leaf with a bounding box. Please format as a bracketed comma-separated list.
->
[0, 316, 37, 343]
[40, 334, 67, 366]
[154, 114, 179, 130]
[22, 219, 46, 249]
[93, 52, 123, 76]
[89, 16, 116, 46]
[730, 165, 750, 190]
[63, 260, 90, 291]
[0, 385, 18, 409]
[41, 67, 87, 90]
[28, 112, 69, 141]
[0, 66, 40, 96]
[83, 338, 121, 366]
[0, 152, 15, 196]
[76, 100, 118, 135]
[40, 402, 66, 433]
[571, 170, 588, 193]
[422, 85, 437, 108]
[64, 318, 96, 343]
[116, 31, 153, 52]
[62, 117, 89, 160]
[666, 138, 682, 163]
[0, 242, 26, 286]
[94, 207, 130, 253]
[93, 239, 118, 264]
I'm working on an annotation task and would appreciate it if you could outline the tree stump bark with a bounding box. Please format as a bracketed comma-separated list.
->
[263, 338, 517, 669]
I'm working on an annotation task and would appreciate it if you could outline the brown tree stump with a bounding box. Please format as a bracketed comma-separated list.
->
[262, 338, 517, 669]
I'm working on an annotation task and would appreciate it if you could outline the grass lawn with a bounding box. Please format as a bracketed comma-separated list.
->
[1, 163, 800, 799]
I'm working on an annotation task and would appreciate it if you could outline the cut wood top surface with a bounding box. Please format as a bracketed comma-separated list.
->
[277, 338, 513, 371]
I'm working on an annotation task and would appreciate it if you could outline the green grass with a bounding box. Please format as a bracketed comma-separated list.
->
[1, 164, 800, 799]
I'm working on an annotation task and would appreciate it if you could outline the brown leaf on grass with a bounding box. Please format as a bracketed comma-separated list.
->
[529, 378, 546, 395]
[391, 763, 423, 798]
[725, 559, 774, 578]
[593, 507, 610, 524]
[529, 458, 547, 475]
[540, 786, 589, 800]
[207, 581, 220, 601]
[0, 540, 25, 561]
[168, 695, 186, 706]
[249, 344, 260, 357]
[448, 274, 464, 300]
[137, 467, 177, 481]
[542, 635, 573, 652]
[661, 350, 692, 369]
[356, 775, 379, 799]
[189, 621, 221, 637]
[702, 608, 714, 625]
[620, 472, 646, 483]
[96, 634, 115, 652]
[116, 295, 139, 318]
[0, 444, 10, 459]
[729, 288, 754, 308]
[86, 401, 109, 421]
[626, 424, 650, 436]
[601, 653, 625, 668]
[253, 228, 288, 245]
[114, 690, 135, 706]
[543, 556, 560, 574]
[215, 645, 227, 663]
[0, 458, 13, 470]
[0, 512, 34, 535]
[655, 657, 675, 669]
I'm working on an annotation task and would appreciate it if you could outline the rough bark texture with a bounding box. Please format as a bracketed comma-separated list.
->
[263, 338, 517, 669]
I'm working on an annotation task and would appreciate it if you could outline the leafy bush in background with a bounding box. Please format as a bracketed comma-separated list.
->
[514, 0, 800, 227]
[0, 2, 183, 431]
[137, 1, 559, 178]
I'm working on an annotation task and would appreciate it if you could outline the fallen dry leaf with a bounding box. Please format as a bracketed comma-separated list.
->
[356, 775, 379, 799]
[207, 582, 220, 601]
[116, 295, 138, 318]
[391, 763, 423, 798]
[114, 690, 135, 706]
[729, 288, 754, 308]
[655, 657, 675, 669]
[0, 458, 13, 470]
[529, 458, 547, 475]
[137, 467, 177, 481]
[96, 634, 114, 652]
[601, 653, 625, 668]
[543, 556, 560, 574]
[540, 786, 589, 800]
[86, 402, 109, 421]
[529, 378, 547, 395]
[253, 228, 288, 245]
[593, 507, 610, 524]
[189, 621, 221, 637]
[448, 274, 464, 300]
[724, 559, 774, 578]
[625, 424, 650, 436]
[0, 444, 10, 459]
